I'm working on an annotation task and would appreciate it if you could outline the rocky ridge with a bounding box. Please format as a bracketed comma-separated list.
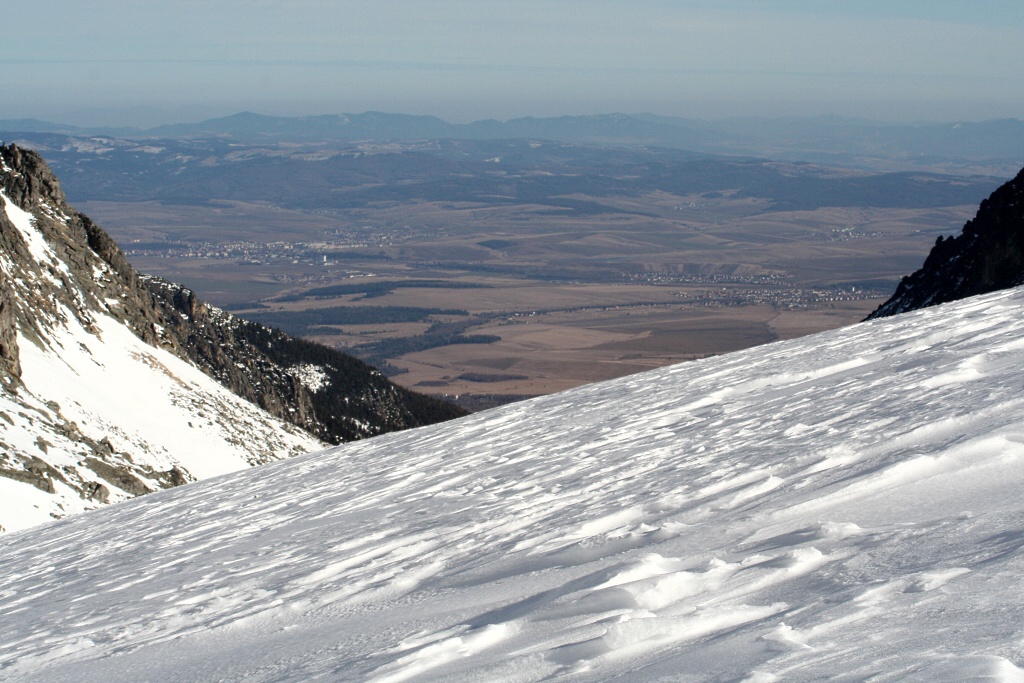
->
[869, 167, 1024, 318]
[0, 143, 464, 530]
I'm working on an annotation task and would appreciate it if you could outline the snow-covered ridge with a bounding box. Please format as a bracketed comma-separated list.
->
[0, 143, 465, 531]
[4, 286, 1024, 680]
[0, 145, 327, 531]
[0, 298, 322, 531]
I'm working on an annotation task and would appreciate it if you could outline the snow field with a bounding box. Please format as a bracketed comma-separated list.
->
[0, 298, 322, 531]
[4, 287, 1024, 679]
[17, 310, 319, 478]
[0, 191, 65, 276]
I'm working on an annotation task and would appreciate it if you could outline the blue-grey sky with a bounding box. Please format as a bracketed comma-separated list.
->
[4, 0, 1023, 127]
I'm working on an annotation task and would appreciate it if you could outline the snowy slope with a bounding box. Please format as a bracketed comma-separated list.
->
[0, 298, 322, 532]
[4, 287, 1024, 681]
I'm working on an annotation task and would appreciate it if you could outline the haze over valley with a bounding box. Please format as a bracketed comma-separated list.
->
[6, 1, 1022, 408]
[1, 116, 1002, 408]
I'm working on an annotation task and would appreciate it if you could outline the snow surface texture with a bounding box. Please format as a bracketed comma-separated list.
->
[0, 190, 322, 532]
[4, 287, 1024, 681]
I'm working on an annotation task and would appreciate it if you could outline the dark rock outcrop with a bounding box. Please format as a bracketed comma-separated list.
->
[140, 276, 467, 443]
[869, 169, 1024, 319]
[0, 274, 20, 385]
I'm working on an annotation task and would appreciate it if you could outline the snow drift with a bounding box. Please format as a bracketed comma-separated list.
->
[4, 286, 1024, 681]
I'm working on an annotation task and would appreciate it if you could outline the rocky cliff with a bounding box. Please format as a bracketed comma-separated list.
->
[0, 143, 464, 531]
[869, 169, 1024, 318]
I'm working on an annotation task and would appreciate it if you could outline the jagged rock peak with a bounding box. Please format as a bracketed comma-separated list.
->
[0, 143, 68, 209]
[869, 168, 1024, 319]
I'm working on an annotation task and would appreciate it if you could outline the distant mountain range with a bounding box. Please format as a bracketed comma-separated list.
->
[4, 111, 1024, 172]
[0, 133, 1000, 219]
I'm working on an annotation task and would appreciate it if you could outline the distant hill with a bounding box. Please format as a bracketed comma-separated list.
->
[4, 112, 1024, 171]
[0, 133, 999, 215]
[869, 166, 1024, 318]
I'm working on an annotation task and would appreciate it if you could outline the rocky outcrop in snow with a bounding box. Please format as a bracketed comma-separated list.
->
[869, 167, 1024, 318]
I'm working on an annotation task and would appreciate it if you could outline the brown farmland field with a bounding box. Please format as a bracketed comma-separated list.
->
[79, 193, 974, 410]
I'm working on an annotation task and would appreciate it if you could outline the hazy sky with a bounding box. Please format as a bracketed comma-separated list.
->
[4, 0, 1023, 127]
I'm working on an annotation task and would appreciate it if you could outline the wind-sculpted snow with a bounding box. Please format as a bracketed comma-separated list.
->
[5, 288, 1024, 680]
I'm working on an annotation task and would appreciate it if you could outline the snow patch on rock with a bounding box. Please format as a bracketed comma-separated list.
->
[1, 190, 64, 274]
[288, 363, 330, 392]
